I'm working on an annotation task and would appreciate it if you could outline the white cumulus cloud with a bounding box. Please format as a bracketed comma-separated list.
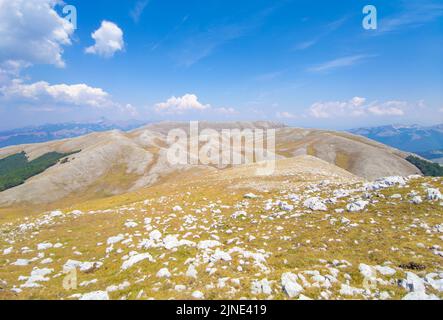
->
[0, 3, 135, 121]
[309, 97, 366, 119]
[0, 0, 74, 68]
[155, 94, 210, 114]
[85, 21, 124, 58]
[367, 101, 406, 116]
[308, 97, 407, 119]
[0, 60, 30, 86]
[350, 96, 366, 107]
[1, 79, 121, 109]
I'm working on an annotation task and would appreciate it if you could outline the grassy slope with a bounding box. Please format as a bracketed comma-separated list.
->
[0, 165, 442, 300]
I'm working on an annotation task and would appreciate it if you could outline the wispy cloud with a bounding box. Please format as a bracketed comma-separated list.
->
[130, 0, 149, 23]
[171, 6, 277, 67]
[151, 15, 189, 51]
[294, 39, 318, 51]
[254, 70, 284, 82]
[308, 54, 374, 73]
[293, 17, 347, 51]
[276, 111, 297, 119]
[377, 1, 443, 34]
[173, 24, 249, 67]
[214, 107, 238, 115]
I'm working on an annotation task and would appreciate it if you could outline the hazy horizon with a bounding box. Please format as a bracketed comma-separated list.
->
[1, 117, 443, 133]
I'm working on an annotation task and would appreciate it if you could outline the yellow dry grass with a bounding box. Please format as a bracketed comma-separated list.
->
[0, 163, 442, 300]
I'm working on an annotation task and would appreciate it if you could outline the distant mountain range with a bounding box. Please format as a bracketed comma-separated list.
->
[2, 121, 442, 164]
[349, 124, 443, 163]
[0, 119, 148, 148]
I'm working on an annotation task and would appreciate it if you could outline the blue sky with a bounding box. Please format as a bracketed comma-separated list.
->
[0, 0, 442, 130]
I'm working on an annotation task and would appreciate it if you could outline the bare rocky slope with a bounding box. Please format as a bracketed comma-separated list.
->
[0, 122, 420, 207]
[0, 157, 442, 300]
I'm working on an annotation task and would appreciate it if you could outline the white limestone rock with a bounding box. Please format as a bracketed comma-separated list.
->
[156, 268, 171, 278]
[427, 188, 442, 201]
[281, 272, 303, 298]
[79, 291, 110, 300]
[347, 200, 369, 212]
[121, 253, 154, 271]
[303, 197, 327, 211]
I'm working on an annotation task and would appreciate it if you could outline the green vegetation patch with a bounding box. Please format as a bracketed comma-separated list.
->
[406, 155, 443, 177]
[0, 150, 80, 192]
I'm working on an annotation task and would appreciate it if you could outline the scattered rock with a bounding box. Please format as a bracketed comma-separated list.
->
[281, 272, 303, 298]
[411, 196, 423, 204]
[303, 198, 327, 211]
[251, 279, 272, 295]
[79, 291, 110, 300]
[198, 240, 221, 250]
[156, 268, 171, 278]
[347, 201, 369, 212]
[192, 291, 204, 299]
[121, 253, 154, 270]
[427, 188, 442, 201]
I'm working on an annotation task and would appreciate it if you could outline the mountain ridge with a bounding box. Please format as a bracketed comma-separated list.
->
[0, 122, 420, 209]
